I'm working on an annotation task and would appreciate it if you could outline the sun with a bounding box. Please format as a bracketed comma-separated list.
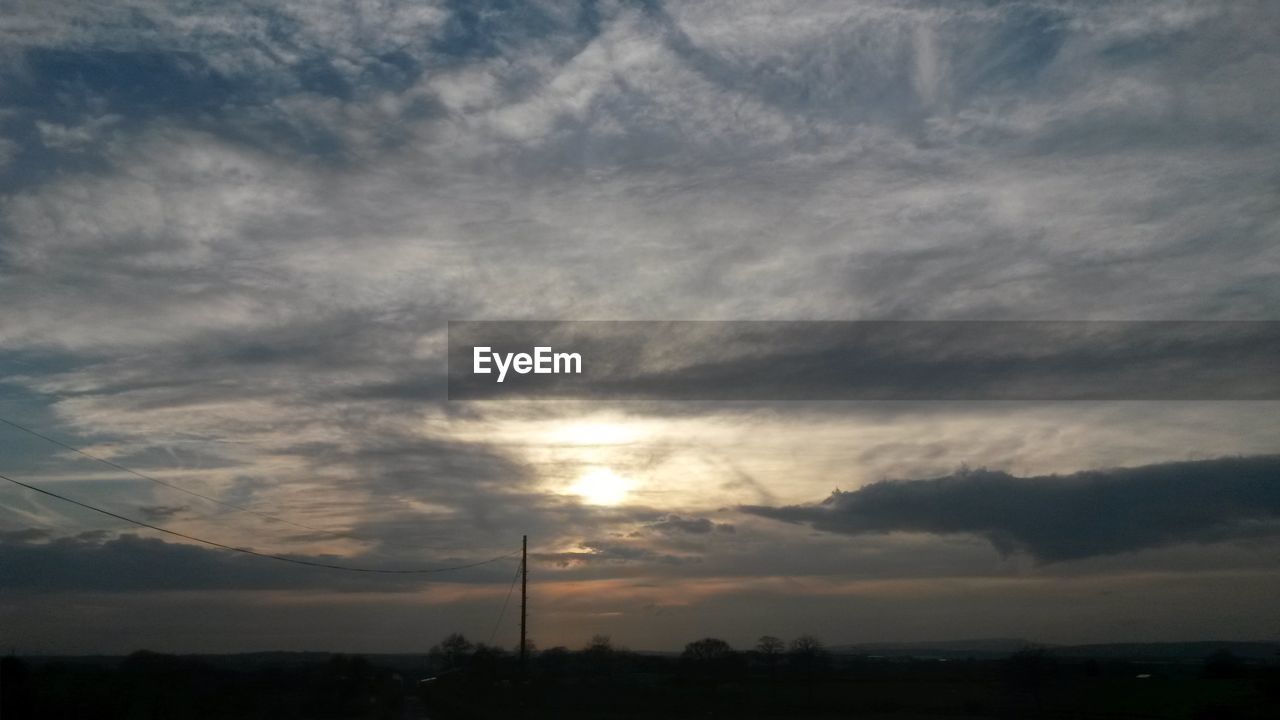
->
[568, 468, 633, 506]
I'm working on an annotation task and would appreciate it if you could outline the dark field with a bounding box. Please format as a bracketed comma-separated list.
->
[3, 641, 1278, 719]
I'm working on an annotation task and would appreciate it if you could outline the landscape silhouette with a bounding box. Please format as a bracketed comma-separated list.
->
[4, 634, 1278, 719]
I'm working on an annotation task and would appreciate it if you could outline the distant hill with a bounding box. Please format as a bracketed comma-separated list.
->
[831, 638, 1034, 659]
[20, 640, 1280, 666]
[1054, 641, 1279, 661]
[830, 639, 1279, 661]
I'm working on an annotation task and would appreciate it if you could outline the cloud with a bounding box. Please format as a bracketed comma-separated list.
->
[742, 455, 1280, 562]
[535, 539, 697, 568]
[644, 514, 734, 535]
[138, 504, 189, 521]
[0, 531, 516, 593]
[0, 0, 1279, 649]
[447, 321, 1280, 401]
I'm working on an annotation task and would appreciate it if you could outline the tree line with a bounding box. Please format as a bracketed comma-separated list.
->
[427, 632, 835, 679]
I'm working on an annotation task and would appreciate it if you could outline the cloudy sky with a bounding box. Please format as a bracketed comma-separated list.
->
[1, 0, 1279, 654]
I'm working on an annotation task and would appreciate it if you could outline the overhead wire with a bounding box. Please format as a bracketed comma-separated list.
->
[487, 554, 524, 646]
[0, 472, 517, 574]
[0, 417, 342, 533]
[0, 416, 499, 554]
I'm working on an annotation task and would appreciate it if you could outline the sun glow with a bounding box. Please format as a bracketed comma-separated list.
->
[546, 421, 641, 446]
[568, 468, 633, 506]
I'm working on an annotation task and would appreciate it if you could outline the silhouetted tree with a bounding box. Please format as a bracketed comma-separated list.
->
[757, 635, 785, 656]
[757, 635, 785, 674]
[538, 646, 571, 676]
[583, 635, 618, 680]
[683, 637, 734, 663]
[788, 634, 831, 674]
[680, 638, 740, 682]
[429, 632, 475, 670]
[470, 643, 508, 684]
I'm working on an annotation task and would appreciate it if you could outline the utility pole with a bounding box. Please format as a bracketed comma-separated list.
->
[519, 534, 528, 675]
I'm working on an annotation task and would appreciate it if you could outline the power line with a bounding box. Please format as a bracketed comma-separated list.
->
[0, 417, 340, 533]
[0, 416, 482, 553]
[0, 472, 517, 575]
[487, 555, 523, 646]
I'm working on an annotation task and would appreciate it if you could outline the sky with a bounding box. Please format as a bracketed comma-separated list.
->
[1, 0, 1279, 654]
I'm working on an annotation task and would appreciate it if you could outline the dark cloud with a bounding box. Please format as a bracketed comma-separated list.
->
[0, 528, 51, 543]
[448, 321, 1280, 401]
[645, 514, 734, 535]
[0, 531, 516, 593]
[742, 456, 1280, 562]
[138, 504, 189, 521]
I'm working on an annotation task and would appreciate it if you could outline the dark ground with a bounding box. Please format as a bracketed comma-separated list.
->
[3, 641, 1278, 719]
